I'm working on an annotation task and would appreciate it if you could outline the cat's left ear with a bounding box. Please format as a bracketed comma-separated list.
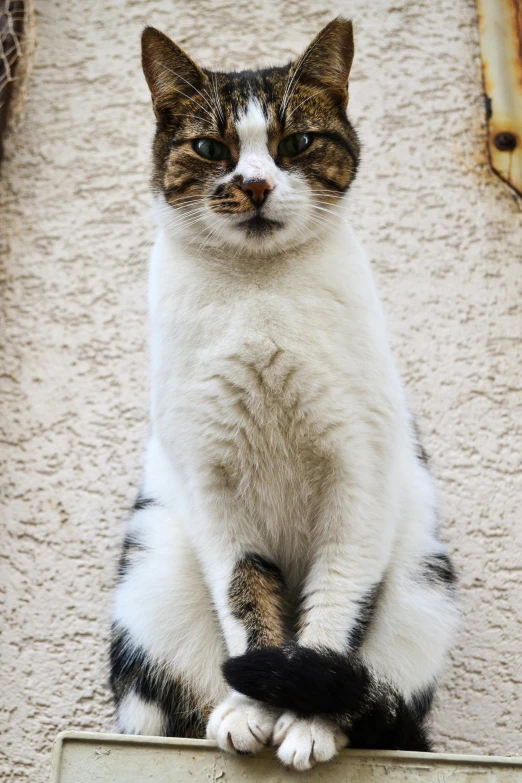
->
[141, 27, 205, 112]
[293, 18, 354, 105]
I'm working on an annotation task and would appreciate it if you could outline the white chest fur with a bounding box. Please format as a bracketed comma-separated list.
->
[148, 223, 404, 573]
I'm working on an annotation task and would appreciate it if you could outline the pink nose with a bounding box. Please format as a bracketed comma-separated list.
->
[240, 179, 273, 206]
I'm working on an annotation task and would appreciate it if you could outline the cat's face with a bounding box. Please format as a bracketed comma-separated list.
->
[142, 19, 359, 256]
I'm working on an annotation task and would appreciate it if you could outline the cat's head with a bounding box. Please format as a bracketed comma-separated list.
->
[142, 19, 359, 256]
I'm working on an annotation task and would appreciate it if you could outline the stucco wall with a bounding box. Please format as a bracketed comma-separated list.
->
[1, 1, 521, 780]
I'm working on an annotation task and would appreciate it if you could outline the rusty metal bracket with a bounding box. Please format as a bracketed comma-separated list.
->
[477, 0, 522, 195]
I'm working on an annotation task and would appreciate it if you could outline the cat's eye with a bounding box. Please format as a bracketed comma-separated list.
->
[192, 138, 230, 161]
[278, 133, 313, 158]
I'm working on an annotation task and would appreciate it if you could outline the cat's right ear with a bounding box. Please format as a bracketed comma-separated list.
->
[292, 18, 354, 106]
[141, 27, 205, 113]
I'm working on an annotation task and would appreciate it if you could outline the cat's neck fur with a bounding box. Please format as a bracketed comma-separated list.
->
[152, 197, 359, 287]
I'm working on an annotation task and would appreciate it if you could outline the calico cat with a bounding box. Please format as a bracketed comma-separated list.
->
[109, 19, 458, 771]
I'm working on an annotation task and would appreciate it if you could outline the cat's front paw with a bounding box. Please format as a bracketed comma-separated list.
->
[273, 712, 347, 771]
[207, 692, 279, 755]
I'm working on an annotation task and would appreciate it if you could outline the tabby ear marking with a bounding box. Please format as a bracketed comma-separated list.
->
[141, 27, 205, 107]
[291, 18, 354, 106]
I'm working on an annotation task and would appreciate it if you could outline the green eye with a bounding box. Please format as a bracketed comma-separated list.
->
[192, 138, 229, 161]
[278, 132, 313, 157]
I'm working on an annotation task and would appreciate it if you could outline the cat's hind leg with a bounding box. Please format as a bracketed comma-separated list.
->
[351, 549, 458, 751]
[110, 498, 227, 737]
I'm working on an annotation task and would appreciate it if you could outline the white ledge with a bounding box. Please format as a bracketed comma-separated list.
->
[50, 731, 522, 782]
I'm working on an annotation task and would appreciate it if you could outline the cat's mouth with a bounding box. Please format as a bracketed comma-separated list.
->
[236, 214, 284, 235]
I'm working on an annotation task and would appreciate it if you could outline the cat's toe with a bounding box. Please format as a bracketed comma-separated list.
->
[207, 693, 278, 755]
[273, 711, 299, 746]
[275, 714, 347, 771]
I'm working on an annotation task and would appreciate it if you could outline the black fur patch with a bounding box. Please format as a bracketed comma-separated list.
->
[117, 532, 145, 579]
[223, 643, 370, 715]
[109, 625, 209, 738]
[416, 441, 430, 467]
[412, 419, 430, 467]
[110, 625, 152, 703]
[347, 688, 434, 752]
[349, 580, 384, 651]
[423, 552, 457, 588]
[133, 495, 156, 511]
[246, 553, 285, 581]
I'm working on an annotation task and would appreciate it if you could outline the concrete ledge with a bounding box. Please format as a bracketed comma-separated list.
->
[50, 731, 522, 781]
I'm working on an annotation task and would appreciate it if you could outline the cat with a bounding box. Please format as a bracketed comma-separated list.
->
[109, 18, 458, 771]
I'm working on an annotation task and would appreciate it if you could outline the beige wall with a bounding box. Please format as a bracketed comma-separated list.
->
[1, 1, 521, 780]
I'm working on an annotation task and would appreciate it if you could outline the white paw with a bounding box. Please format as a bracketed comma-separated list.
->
[207, 692, 279, 755]
[273, 712, 347, 771]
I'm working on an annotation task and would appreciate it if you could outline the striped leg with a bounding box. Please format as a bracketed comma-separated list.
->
[110, 501, 226, 737]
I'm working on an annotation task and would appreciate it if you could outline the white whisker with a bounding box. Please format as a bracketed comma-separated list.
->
[286, 88, 328, 121]
[158, 67, 214, 122]
[210, 72, 225, 125]
[280, 26, 330, 118]
[169, 113, 215, 127]
[160, 64, 216, 119]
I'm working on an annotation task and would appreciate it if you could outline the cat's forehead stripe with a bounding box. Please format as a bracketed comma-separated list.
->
[235, 99, 269, 152]
[210, 67, 289, 124]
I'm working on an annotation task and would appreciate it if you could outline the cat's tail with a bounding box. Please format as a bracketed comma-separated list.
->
[223, 643, 370, 716]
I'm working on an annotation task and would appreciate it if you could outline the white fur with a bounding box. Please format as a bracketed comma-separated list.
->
[113, 98, 457, 766]
[234, 99, 277, 186]
[117, 692, 166, 736]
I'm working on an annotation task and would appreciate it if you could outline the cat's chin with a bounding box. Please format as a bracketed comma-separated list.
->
[222, 224, 311, 256]
[157, 205, 320, 257]
[236, 215, 285, 235]
[212, 213, 319, 256]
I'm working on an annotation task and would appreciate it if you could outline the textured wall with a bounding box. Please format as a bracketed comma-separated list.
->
[1, 1, 521, 780]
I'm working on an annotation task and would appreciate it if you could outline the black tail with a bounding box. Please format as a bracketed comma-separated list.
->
[224, 643, 434, 752]
[223, 644, 370, 715]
